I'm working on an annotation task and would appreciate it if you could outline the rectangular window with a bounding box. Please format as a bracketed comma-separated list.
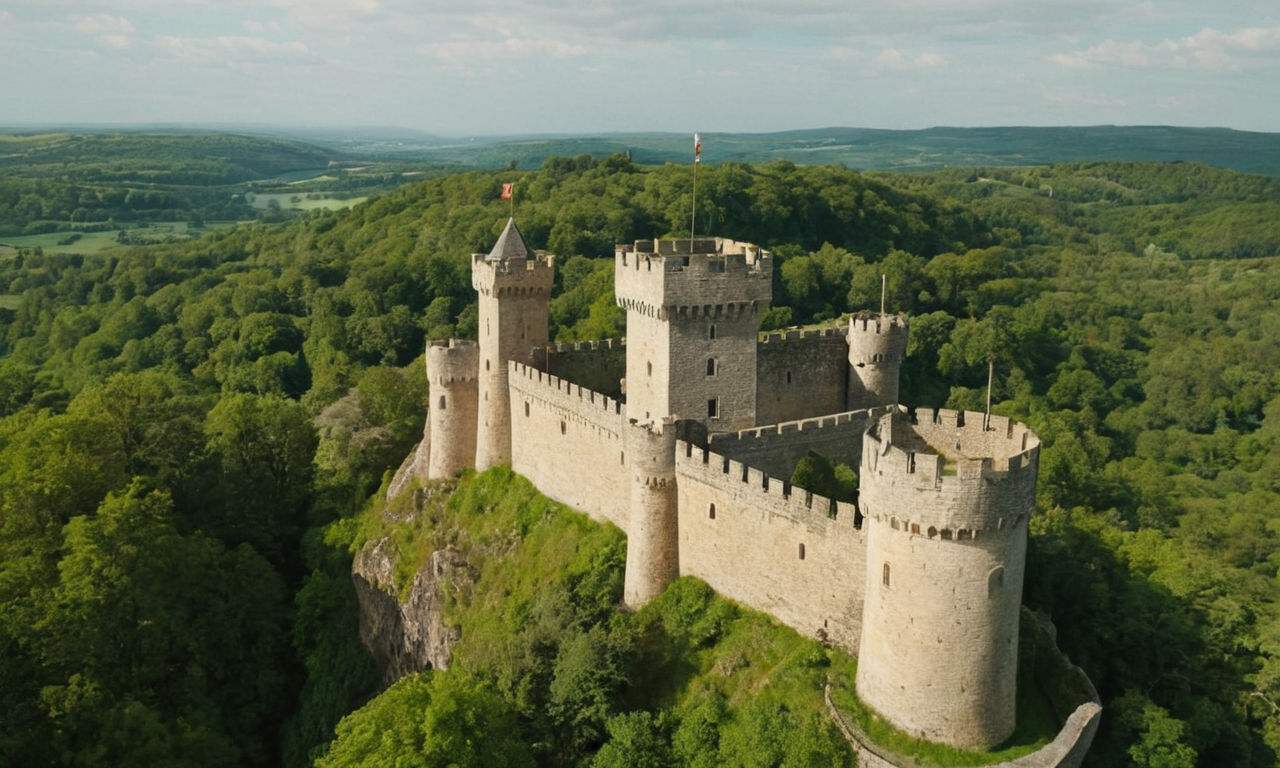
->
[707, 398, 719, 419]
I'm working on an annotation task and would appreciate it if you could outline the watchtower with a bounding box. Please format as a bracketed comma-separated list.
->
[472, 218, 555, 470]
[614, 238, 771, 430]
[847, 312, 908, 411]
[425, 339, 479, 480]
[856, 407, 1039, 749]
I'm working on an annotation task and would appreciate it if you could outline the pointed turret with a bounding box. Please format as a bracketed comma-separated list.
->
[472, 219, 556, 470]
[486, 217, 534, 262]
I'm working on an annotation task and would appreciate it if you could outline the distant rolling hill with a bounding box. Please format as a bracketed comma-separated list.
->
[383, 126, 1280, 176]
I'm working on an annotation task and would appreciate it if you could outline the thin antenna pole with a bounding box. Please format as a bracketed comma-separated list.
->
[880, 274, 887, 316]
[984, 357, 994, 431]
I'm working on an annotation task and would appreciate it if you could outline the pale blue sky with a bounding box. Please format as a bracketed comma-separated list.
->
[2, 0, 1278, 134]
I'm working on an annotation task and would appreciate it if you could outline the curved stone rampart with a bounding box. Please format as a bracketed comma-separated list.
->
[856, 406, 1040, 750]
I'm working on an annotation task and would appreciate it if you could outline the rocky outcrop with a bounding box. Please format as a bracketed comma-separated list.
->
[352, 534, 476, 686]
[386, 422, 430, 502]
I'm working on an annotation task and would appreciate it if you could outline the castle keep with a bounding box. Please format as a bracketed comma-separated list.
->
[414, 218, 1055, 751]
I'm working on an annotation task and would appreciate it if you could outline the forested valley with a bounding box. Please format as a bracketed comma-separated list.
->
[1, 154, 1278, 766]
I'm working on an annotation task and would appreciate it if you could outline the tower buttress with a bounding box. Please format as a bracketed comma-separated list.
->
[622, 417, 679, 608]
[472, 219, 554, 470]
[846, 312, 908, 411]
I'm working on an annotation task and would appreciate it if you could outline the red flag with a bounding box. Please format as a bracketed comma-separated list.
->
[500, 182, 513, 200]
[694, 133, 702, 163]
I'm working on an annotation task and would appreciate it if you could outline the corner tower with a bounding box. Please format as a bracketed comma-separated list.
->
[856, 407, 1039, 749]
[846, 312, 908, 411]
[472, 219, 554, 470]
[614, 238, 771, 430]
[425, 339, 479, 479]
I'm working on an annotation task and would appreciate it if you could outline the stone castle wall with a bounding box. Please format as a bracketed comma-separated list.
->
[507, 362, 628, 529]
[545, 339, 626, 399]
[674, 440, 866, 652]
[756, 328, 850, 425]
[707, 408, 875, 481]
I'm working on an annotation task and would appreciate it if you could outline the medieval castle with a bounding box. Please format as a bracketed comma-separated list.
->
[409, 219, 1097, 757]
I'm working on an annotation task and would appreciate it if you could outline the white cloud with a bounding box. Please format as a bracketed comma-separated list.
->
[417, 38, 586, 62]
[153, 35, 318, 72]
[873, 48, 945, 71]
[1051, 25, 1280, 72]
[74, 13, 136, 49]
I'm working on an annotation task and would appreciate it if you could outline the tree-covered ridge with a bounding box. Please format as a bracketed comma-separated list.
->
[0, 156, 1277, 765]
[0, 132, 334, 185]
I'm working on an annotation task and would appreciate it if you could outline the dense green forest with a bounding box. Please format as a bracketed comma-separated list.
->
[1, 154, 1278, 766]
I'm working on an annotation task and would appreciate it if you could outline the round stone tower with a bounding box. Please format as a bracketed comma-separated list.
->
[472, 218, 554, 470]
[856, 406, 1039, 749]
[426, 339, 479, 480]
[622, 417, 679, 608]
[846, 313, 908, 411]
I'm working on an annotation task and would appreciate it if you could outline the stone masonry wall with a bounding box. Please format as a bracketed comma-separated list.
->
[674, 440, 866, 652]
[707, 409, 875, 481]
[756, 328, 850, 425]
[507, 362, 628, 529]
[546, 339, 626, 399]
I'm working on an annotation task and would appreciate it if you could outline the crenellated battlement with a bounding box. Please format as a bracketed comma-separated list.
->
[861, 407, 1039, 536]
[426, 339, 479, 385]
[542, 337, 626, 354]
[847, 312, 909, 363]
[508, 361, 624, 419]
[614, 238, 772, 315]
[759, 325, 849, 344]
[709, 407, 875, 446]
[471, 252, 555, 297]
[676, 440, 861, 532]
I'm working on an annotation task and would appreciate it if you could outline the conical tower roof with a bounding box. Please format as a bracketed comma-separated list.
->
[486, 217, 533, 262]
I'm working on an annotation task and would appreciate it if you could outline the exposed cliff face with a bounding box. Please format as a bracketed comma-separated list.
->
[352, 526, 475, 686]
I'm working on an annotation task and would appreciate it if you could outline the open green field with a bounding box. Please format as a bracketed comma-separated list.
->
[0, 220, 244, 255]
[248, 192, 367, 212]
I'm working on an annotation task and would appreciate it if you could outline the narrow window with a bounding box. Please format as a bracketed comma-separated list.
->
[798, 543, 806, 560]
[620, 452, 625, 465]
[438, 395, 446, 410]
[709, 503, 716, 520]
[910, 523, 920, 535]
[707, 398, 719, 419]
[524, 401, 530, 417]
[706, 358, 716, 376]
[485, 359, 490, 371]
[647, 361, 652, 377]
[883, 562, 891, 587]
[709, 324, 717, 339]
[988, 567, 1005, 598]
[786, 371, 792, 384]
[560, 420, 567, 435]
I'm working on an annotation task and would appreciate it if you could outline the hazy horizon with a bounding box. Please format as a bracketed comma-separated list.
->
[4, 1, 1279, 135]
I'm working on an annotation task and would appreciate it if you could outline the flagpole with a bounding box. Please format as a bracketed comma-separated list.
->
[690, 161, 698, 250]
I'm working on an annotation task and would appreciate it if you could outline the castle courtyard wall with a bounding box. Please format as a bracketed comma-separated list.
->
[508, 362, 628, 529]
[707, 409, 875, 481]
[674, 440, 866, 652]
[756, 328, 850, 425]
[546, 339, 626, 399]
